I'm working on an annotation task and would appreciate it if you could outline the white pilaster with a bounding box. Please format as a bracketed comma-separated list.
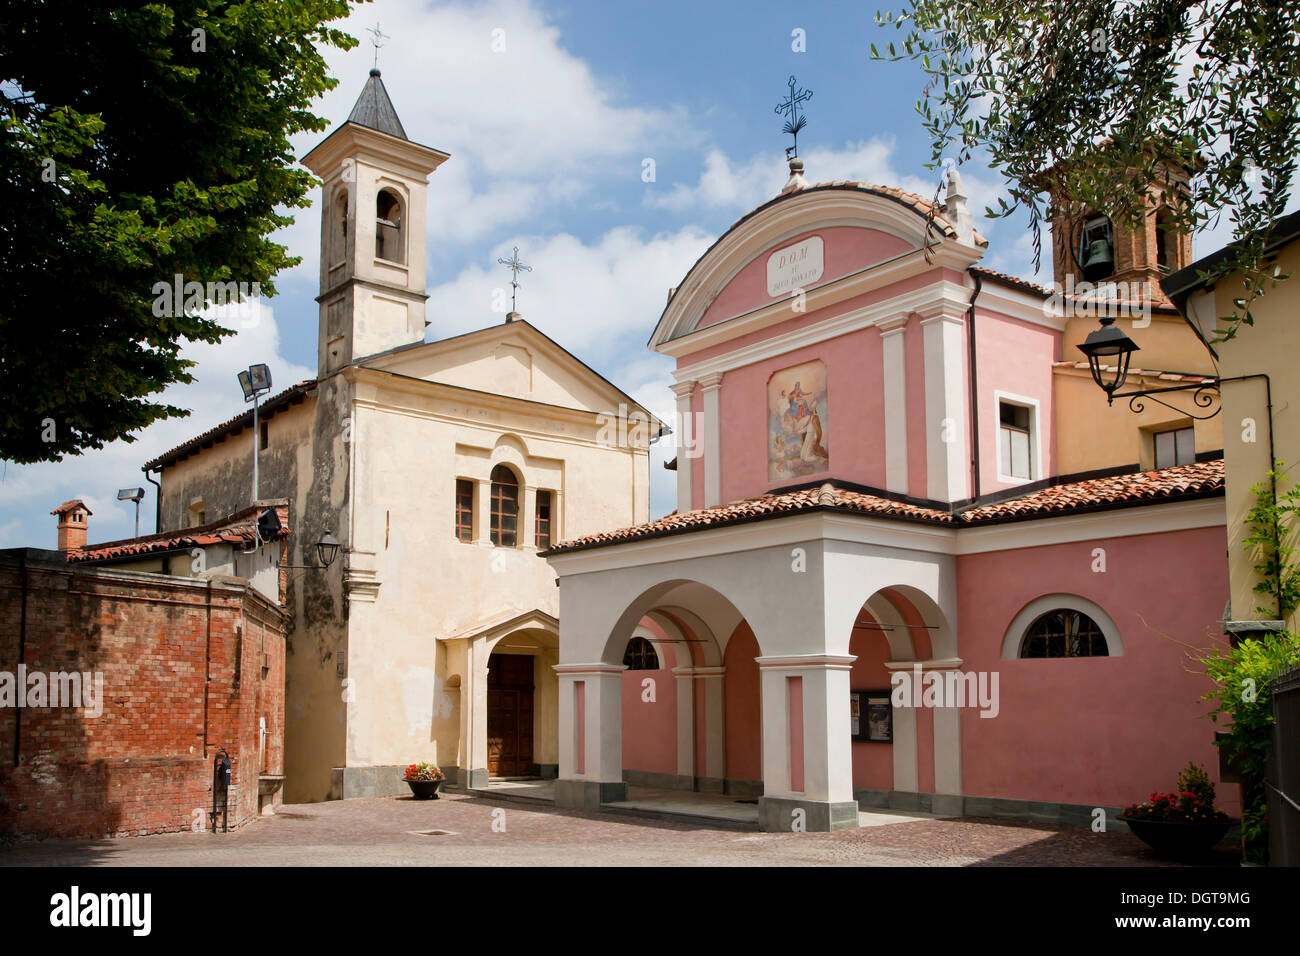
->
[669, 380, 697, 513]
[921, 312, 969, 502]
[555, 664, 624, 784]
[878, 316, 910, 494]
[699, 372, 724, 508]
[672, 669, 695, 779]
[756, 654, 856, 802]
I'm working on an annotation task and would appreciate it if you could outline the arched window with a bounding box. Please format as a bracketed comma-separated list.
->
[334, 190, 348, 262]
[1155, 206, 1173, 271]
[489, 464, 519, 547]
[623, 636, 659, 670]
[375, 189, 404, 264]
[1019, 608, 1109, 658]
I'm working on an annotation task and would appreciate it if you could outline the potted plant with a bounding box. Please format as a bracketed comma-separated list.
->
[1121, 763, 1233, 859]
[403, 762, 445, 800]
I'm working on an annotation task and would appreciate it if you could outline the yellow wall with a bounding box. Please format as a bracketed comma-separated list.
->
[1209, 243, 1300, 627]
[1055, 311, 1222, 475]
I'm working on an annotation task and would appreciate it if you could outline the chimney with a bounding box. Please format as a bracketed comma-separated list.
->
[51, 499, 92, 551]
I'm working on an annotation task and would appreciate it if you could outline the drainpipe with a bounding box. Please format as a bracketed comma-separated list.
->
[13, 551, 28, 764]
[966, 270, 983, 502]
[143, 466, 162, 534]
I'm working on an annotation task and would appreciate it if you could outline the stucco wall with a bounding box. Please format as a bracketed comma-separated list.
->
[1211, 243, 1300, 627]
[955, 525, 1235, 811]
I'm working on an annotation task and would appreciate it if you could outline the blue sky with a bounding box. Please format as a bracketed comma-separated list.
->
[0, 0, 1280, 548]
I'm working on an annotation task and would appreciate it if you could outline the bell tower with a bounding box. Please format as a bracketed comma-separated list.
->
[301, 70, 449, 378]
[1044, 151, 1194, 299]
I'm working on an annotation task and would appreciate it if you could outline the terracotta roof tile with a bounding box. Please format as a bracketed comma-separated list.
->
[68, 503, 290, 563]
[51, 499, 91, 516]
[546, 460, 1224, 554]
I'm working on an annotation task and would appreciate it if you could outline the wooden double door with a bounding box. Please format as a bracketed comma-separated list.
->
[487, 653, 534, 777]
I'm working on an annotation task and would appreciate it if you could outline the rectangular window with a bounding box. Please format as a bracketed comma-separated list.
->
[535, 490, 552, 550]
[1154, 426, 1195, 469]
[455, 479, 474, 542]
[999, 402, 1032, 480]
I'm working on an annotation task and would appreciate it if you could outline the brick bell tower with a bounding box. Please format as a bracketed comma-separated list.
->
[301, 70, 450, 378]
[1044, 148, 1195, 304]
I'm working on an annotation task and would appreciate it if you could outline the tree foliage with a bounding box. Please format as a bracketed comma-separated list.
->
[872, 1, 1300, 338]
[0, 1, 361, 463]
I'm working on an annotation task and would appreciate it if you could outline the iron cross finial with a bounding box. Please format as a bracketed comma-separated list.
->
[774, 75, 814, 160]
[497, 246, 533, 313]
[366, 22, 389, 69]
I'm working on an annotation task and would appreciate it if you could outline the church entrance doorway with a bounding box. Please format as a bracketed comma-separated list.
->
[487, 653, 534, 777]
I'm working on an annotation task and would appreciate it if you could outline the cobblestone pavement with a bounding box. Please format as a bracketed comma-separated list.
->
[0, 791, 1242, 867]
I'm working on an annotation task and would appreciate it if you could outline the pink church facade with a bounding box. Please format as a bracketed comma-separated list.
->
[545, 167, 1232, 831]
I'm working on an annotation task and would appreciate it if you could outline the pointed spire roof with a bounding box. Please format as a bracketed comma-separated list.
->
[346, 69, 408, 140]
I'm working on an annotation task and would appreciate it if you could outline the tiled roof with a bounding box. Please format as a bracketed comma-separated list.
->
[545, 460, 1225, 554]
[971, 267, 1054, 298]
[144, 381, 316, 471]
[1053, 361, 1215, 384]
[68, 503, 290, 564]
[51, 499, 91, 516]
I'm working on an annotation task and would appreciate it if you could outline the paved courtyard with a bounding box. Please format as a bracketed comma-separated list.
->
[0, 789, 1241, 867]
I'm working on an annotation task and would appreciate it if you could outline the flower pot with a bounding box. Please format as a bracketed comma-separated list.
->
[1122, 816, 1231, 859]
[406, 778, 443, 800]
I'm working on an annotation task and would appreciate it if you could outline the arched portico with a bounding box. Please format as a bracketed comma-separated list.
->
[847, 586, 962, 807]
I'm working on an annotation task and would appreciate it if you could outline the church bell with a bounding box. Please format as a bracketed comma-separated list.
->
[1082, 237, 1114, 281]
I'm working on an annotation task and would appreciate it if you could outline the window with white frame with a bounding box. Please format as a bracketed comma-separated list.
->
[1153, 426, 1195, 470]
[998, 400, 1033, 481]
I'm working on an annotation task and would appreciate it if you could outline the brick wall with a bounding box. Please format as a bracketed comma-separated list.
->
[0, 551, 287, 840]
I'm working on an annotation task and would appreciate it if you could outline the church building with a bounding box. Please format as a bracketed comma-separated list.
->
[143, 70, 662, 803]
[544, 154, 1233, 832]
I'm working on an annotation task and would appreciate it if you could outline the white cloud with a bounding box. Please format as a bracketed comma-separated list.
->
[425, 224, 714, 364]
[0, 301, 313, 549]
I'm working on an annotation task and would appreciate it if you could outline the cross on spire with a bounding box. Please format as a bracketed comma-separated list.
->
[497, 246, 532, 313]
[366, 22, 389, 70]
[774, 75, 814, 160]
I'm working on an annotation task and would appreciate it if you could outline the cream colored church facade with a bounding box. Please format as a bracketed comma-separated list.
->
[144, 71, 658, 803]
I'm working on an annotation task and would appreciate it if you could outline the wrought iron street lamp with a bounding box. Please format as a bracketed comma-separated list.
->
[1077, 315, 1140, 403]
[254, 507, 340, 570]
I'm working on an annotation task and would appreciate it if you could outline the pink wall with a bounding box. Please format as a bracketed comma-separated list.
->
[974, 308, 1061, 492]
[621, 628, 677, 776]
[723, 622, 762, 783]
[849, 624, 893, 790]
[695, 226, 913, 332]
[715, 328, 884, 504]
[903, 317, 929, 500]
[955, 525, 1236, 812]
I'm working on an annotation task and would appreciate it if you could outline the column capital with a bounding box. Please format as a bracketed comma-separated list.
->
[755, 653, 856, 671]
[697, 371, 724, 391]
[876, 315, 910, 336]
[553, 662, 626, 676]
[884, 657, 965, 671]
[672, 665, 726, 678]
[669, 380, 697, 398]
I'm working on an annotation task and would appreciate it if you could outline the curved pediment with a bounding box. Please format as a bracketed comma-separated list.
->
[649, 183, 984, 354]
